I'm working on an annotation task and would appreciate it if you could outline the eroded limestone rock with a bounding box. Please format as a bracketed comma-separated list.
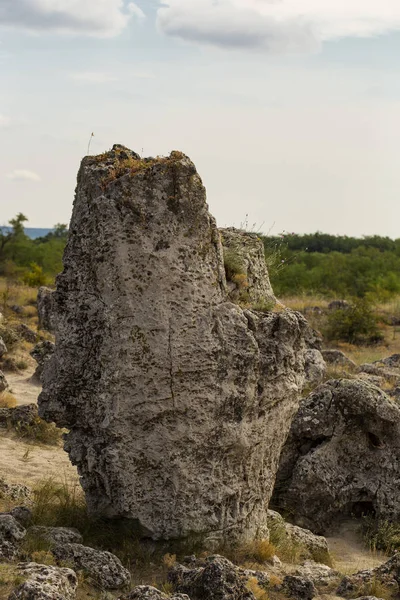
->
[9, 562, 77, 600]
[37, 287, 56, 333]
[220, 228, 275, 307]
[39, 145, 310, 542]
[273, 379, 400, 533]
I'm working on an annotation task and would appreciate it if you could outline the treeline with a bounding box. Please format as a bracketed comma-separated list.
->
[0, 213, 67, 286]
[262, 233, 400, 299]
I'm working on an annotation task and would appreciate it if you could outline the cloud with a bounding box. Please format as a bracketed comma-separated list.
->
[70, 72, 118, 84]
[157, 0, 400, 52]
[0, 114, 11, 128]
[0, 0, 145, 37]
[6, 170, 41, 182]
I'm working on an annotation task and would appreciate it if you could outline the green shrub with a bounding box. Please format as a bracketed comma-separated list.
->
[323, 299, 384, 345]
[22, 263, 49, 287]
[363, 517, 400, 554]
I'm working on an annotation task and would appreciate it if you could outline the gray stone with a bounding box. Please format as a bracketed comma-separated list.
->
[30, 341, 54, 384]
[0, 477, 32, 502]
[39, 146, 311, 543]
[0, 336, 7, 358]
[37, 287, 56, 333]
[322, 350, 356, 370]
[267, 510, 329, 561]
[8, 562, 77, 600]
[168, 555, 255, 600]
[0, 405, 38, 429]
[14, 324, 37, 344]
[8, 507, 32, 527]
[358, 363, 399, 384]
[283, 575, 317, 600]
[0, 514, 26, 542]
[118, 587, 190, 600]
[304, 349, 326, 388]
[52, 543, 130, 589]
[27, 526, 82, 546]
[294, 561, 340, 588]
[328, 300, 350, 310]
[273, 379, 400, 532]
[220, 227, 275, 307]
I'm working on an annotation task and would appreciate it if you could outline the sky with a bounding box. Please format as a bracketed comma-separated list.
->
[0, 1, 400, 237]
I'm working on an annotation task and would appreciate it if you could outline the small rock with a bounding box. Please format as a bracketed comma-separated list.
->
[379, 354, 400, 369]
[0, 477, 32, 502]
[28, 526, 83, 546]
[328, 300, 350, 311]
[8, 562, 77, 600]
[322, 350, 356, 370]
[8, 507, 32, 528]
[337, 554, 400, 597]
[295, 561, 340, 587]
[118, 586, 190, 600]
[0, 405, 38, 429]
[0, 514, 26, 542]
[10, 305, 24, 315]
[283, 575, 317, 600]
[0, 540, 18, 560]
[168, 555, 254, 600]
[52, 543, 130, 589]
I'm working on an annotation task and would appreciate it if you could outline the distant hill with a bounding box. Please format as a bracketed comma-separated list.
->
[0, 227, 53, 240]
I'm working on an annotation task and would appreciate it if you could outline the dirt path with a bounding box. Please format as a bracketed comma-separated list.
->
[7, 368, 41, 406]
[327, 520, 386, 574]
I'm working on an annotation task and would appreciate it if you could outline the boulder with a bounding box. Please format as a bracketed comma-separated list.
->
[0, 478, 32, 502]
[37, 287, 56, 333]
[30, 341, 54, 384]
[304, 349, 326, 388]
[337, 554, 400, 598]
[39, 145, 311, 542]
[0, 336, 7, 358]
[267, 510, 329, 561]
[322, 350, 356, 370]
[27, 526, 83, 546]
[168, 555, 255, 600]
[220, 227, 275, 307]
[294, 561, 340, 588]
[52, 543, 130, 589]
[283, 575, 317, 600]
[358, 363, 399, 384]
[0, 369, 8, 392]
[8, 507, 32, 528]
[8, 562, 77, 600]
[0, 405, 38, 429]
[118, 587, 190, 600]
[273, 379, 400, 532]
[0, 514, 26, 542]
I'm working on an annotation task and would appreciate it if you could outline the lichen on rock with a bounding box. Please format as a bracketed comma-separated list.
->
[39, 144, 312, 543]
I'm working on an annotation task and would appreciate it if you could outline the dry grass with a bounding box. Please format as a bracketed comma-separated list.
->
[0, 391, 17, 408]
[247, 576, 269, 600]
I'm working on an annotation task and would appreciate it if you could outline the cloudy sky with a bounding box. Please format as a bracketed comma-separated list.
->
[0, 0, 399, 237]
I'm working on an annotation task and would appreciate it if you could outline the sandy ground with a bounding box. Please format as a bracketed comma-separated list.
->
[7, 368, 41, 406]
[1, 366, 78, 487]
[327, 520, 386, 573]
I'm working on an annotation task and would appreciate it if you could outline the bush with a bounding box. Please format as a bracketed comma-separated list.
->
[223, 249, 245, 281]
[22, 263, 49, 287]
[0, 392, 17, 408]
[363, 517, 400, 554]
[14, 417, 63, 446]
[323, 299, 384, 345]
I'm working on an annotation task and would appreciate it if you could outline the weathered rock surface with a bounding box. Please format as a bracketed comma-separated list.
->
[220, 228, 275, 306]
[0, 404, 38, 429]
[8, 507, 32, 528]
[273, 379, 400, 532]
[39, 145, 311, 542]
[14, 323, 37, 344]
[8, 562, 77, 600]
[322, 350, 356, 370]
[294, 561, 340, 588]
[0, 514, 26, 542]
[304, 349, 326, 387]
[337, 554, 400, 597]
[30, 341, 54, 385]
[119, 587, 190, 600]
[267, 510, 329, 561]
[283, 575, 317, 600]
[52, 543, 130, 589]
[37, 287, 56, 333]
[0, 478, 32, 503]
[27, 526, 83, 546]
[168, 555, 255, 600]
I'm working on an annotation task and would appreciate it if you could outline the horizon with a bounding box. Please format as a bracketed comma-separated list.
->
[1, 1, 399, 236]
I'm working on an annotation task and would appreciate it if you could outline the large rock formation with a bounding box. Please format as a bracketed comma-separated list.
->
[37, 286, 56, 333]
[39, 145, 311, 543]
[273, 379, 400, 533]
